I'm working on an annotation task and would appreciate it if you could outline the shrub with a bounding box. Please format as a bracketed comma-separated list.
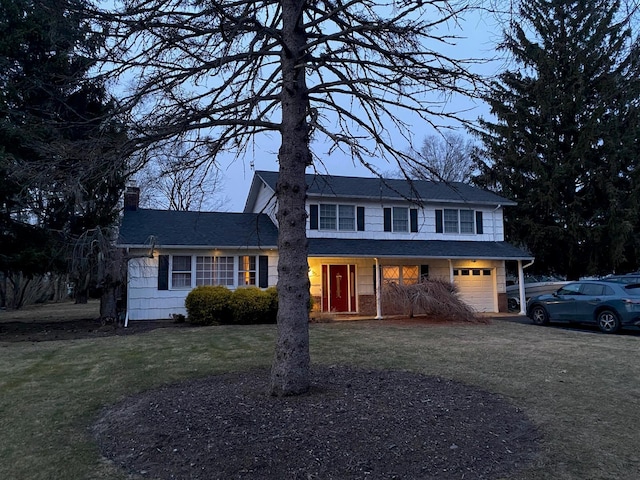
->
[264, 287, 279, 323]
[229, 287, 274, 324]
[185, 286, 314, 326]
[185, 285, 232, 325]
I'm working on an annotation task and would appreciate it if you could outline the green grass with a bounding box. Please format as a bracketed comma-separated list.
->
[1, 320, 639, 479]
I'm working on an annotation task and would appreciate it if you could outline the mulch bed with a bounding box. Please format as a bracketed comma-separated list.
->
[0, 318, 193, 342]
[93, 366, 539, 480]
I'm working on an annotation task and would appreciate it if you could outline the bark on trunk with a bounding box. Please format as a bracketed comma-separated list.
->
[100, 285, 118, 324]
[269, 0, 311, 396]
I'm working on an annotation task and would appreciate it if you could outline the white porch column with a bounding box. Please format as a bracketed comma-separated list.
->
[518, 259, 526, 315]
[374, 258, 382, 320]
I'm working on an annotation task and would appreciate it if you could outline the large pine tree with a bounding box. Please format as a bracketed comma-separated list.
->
[0, 0, 128, 306]
[474, 0, 640, 279]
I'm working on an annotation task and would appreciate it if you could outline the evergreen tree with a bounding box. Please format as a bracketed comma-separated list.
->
[474, 0, 640, 279]
[0, 0, 129, 306]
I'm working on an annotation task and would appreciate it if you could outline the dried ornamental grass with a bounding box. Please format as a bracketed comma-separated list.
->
[381, 278, 482, 323]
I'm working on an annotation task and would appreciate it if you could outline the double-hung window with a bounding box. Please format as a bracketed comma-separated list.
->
[444, 209, 459, 233]
[392, 207, 409, 232]
[310, 204, 364, 231]
[383, 207, 418, 233]
[318, 204, 355, 231]
[171, 256, 192, 288]
[319, 204, 337, 230]
[459, 210, 475, 233]
[338, 205, 355, 230]
[437, 209, 482, 234]
[238, 255, 257, 286]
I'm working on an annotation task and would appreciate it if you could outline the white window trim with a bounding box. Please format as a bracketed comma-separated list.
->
[170, 254, 264, 289]
[319, 203, 356, 231]
[391, 207, 409, 232]
[443, 208, 476, 235]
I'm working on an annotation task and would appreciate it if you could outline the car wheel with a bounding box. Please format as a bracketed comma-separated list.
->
[530, 305, 549, 326]
[508, 298, 519, 311]
[597, 309, 621, 334]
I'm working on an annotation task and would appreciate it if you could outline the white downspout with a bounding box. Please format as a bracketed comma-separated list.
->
[448, 259, 454, 283]
[374, 258, 382, 320]
[124, 255, 131, 328]
[518, 259, 535, 315]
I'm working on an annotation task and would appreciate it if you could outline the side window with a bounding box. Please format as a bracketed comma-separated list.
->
[581, 284, 604, 296]
[557, 283, 582, 295]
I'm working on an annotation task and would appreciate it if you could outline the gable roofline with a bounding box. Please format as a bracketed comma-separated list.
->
[243, 172, 276, 213]
[248, 170, 516, 207]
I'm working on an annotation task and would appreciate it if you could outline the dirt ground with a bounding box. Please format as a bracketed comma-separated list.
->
[0, 301, 193, 342]
[93, 366, 539, 480]
[3, 302, 539, 479]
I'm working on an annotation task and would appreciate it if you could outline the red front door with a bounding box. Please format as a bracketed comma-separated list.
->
[321, 265, 356, 312]
[330, 265, 349, 312]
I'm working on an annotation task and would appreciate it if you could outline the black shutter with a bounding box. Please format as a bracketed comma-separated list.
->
[158, 255, 169, 290]
[383, 208, 392, 232]
[259, 255, 269, 287]
[309, 204, 318, 230]
[435, 209, 443, 233]
[420, 265, 429, 282]
[357, 206, 365, 231]
[475, 211, 484, 234]
[410, 208, 418, 232]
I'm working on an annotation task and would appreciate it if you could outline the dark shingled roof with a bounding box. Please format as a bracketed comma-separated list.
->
[118, 209, 278, 248]
[308, 238, 533, 260]
[254, 170, 515, 206]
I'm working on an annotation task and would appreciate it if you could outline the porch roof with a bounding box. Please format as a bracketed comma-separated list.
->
[307, 238, 533, 261]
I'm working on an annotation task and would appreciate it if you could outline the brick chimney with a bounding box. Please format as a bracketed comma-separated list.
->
[124, 185, 140, 211]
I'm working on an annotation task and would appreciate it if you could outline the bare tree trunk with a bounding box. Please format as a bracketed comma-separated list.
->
[100, 286, 118, 324]
[0, 273, 6, 308]
[269, 0, 311, 396]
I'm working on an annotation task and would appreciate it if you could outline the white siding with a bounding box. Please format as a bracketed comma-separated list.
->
[126, 255, 188, 321]
[251, 183, 278, 225]
[306, 200, 507, 242]
[126, 249, 278, 321]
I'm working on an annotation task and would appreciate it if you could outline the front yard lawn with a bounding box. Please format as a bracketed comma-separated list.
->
[1, 316, 638, 479]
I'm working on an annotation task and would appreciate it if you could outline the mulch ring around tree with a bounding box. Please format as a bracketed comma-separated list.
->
[93, 365, 540, 480]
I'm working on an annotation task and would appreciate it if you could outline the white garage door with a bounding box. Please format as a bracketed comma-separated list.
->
[453, 268, 497, 312]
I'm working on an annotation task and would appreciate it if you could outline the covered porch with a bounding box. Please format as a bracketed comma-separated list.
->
[307, 239, 534, 316]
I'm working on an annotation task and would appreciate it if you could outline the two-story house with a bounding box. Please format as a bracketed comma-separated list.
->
[118, 170, 533, 321]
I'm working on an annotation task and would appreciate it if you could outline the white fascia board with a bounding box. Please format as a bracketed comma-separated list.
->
[306, 193, 515, 207]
